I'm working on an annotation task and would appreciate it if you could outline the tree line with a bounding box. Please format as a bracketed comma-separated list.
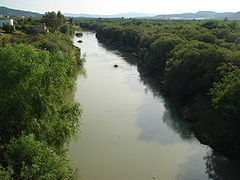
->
[0, 13, 83, 179]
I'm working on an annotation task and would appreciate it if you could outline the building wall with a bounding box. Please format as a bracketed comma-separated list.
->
[0, 19, 14, 28]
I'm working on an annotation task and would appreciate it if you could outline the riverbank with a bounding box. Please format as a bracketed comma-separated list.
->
[0, 29, 83, 179]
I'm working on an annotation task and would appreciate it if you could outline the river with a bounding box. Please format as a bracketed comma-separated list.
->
[69, 31, 240, 180]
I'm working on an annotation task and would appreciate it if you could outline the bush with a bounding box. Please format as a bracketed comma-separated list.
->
[60, 24, 74, 35]
[2, 24, 15, 33]
[0, 165, 13, 180]
[4, 135, 76, 179]
[210, 69, 240, 120]
[75, 32, 83, 37]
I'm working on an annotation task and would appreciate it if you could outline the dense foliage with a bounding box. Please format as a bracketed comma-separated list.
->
[2, 24, 15, 33]
[79, 18, 240, 161]
[0, 14, 83, 179]
[42, 11, 66, 32]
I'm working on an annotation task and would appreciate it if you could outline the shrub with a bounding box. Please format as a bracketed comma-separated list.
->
[4, 135, 76, 179]
[2, 24, 15, 33]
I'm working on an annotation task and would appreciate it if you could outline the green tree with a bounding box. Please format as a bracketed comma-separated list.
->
[60, 24, 73, 35]
[0, 165, 13, 180]
[42, 11, 66, 32]
[0, 43, 81, 147]
[2, 24, 15, 33]
[210, 69, 240, 120]
[3, 135, 76, 179]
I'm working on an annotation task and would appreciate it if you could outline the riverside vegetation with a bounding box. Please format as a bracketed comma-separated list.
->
[0, 12, 83, 179]
[79, 18, 240, 162]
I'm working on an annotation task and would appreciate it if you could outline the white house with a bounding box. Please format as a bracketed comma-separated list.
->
[0, 19, 14, 28]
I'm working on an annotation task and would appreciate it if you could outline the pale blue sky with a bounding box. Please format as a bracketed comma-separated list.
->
[1, 0, 239, 15]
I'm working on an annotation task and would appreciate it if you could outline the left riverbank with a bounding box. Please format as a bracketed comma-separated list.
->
[0, 14, 84, 179]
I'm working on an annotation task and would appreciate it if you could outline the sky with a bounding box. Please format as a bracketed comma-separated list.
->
[1, 0, 240, 15]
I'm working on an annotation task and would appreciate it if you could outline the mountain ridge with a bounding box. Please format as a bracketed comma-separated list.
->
[0, 6, 42, 17]
[64, 12, 156, 18]
[0, 6, 239, 20]
[153, 11, 240, 20]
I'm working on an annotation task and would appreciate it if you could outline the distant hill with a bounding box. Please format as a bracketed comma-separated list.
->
[223, 12, 240, 20]
[1, 6, 239, 20]
[0, 6, 42, 17]
[64, 12, 156, 18]
[153, 11, 240, 20]
[64, 11, 240, 20]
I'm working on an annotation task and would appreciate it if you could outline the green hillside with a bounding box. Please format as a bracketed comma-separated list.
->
[0, 6, 42, 17]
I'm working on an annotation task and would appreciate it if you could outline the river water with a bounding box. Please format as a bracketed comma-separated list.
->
[69, 31, 240, 180]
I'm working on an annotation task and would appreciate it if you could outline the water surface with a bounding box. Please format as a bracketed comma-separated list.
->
[69, 32, 240, 180]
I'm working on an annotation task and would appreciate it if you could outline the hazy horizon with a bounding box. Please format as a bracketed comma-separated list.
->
[1, 0, 239, 15]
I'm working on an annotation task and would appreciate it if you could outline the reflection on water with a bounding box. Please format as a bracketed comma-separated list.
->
[138, 74, 195, 143]
[138, 63, 240, 180]
[163, 103, 194, 141]
[135, 93, 194, 145]
[205, 151, 240, 180]
[69, 31, 240, 180]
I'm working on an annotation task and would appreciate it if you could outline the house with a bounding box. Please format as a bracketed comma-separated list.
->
[0, 19, 14, 28]
[26, 23, 48, 34]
